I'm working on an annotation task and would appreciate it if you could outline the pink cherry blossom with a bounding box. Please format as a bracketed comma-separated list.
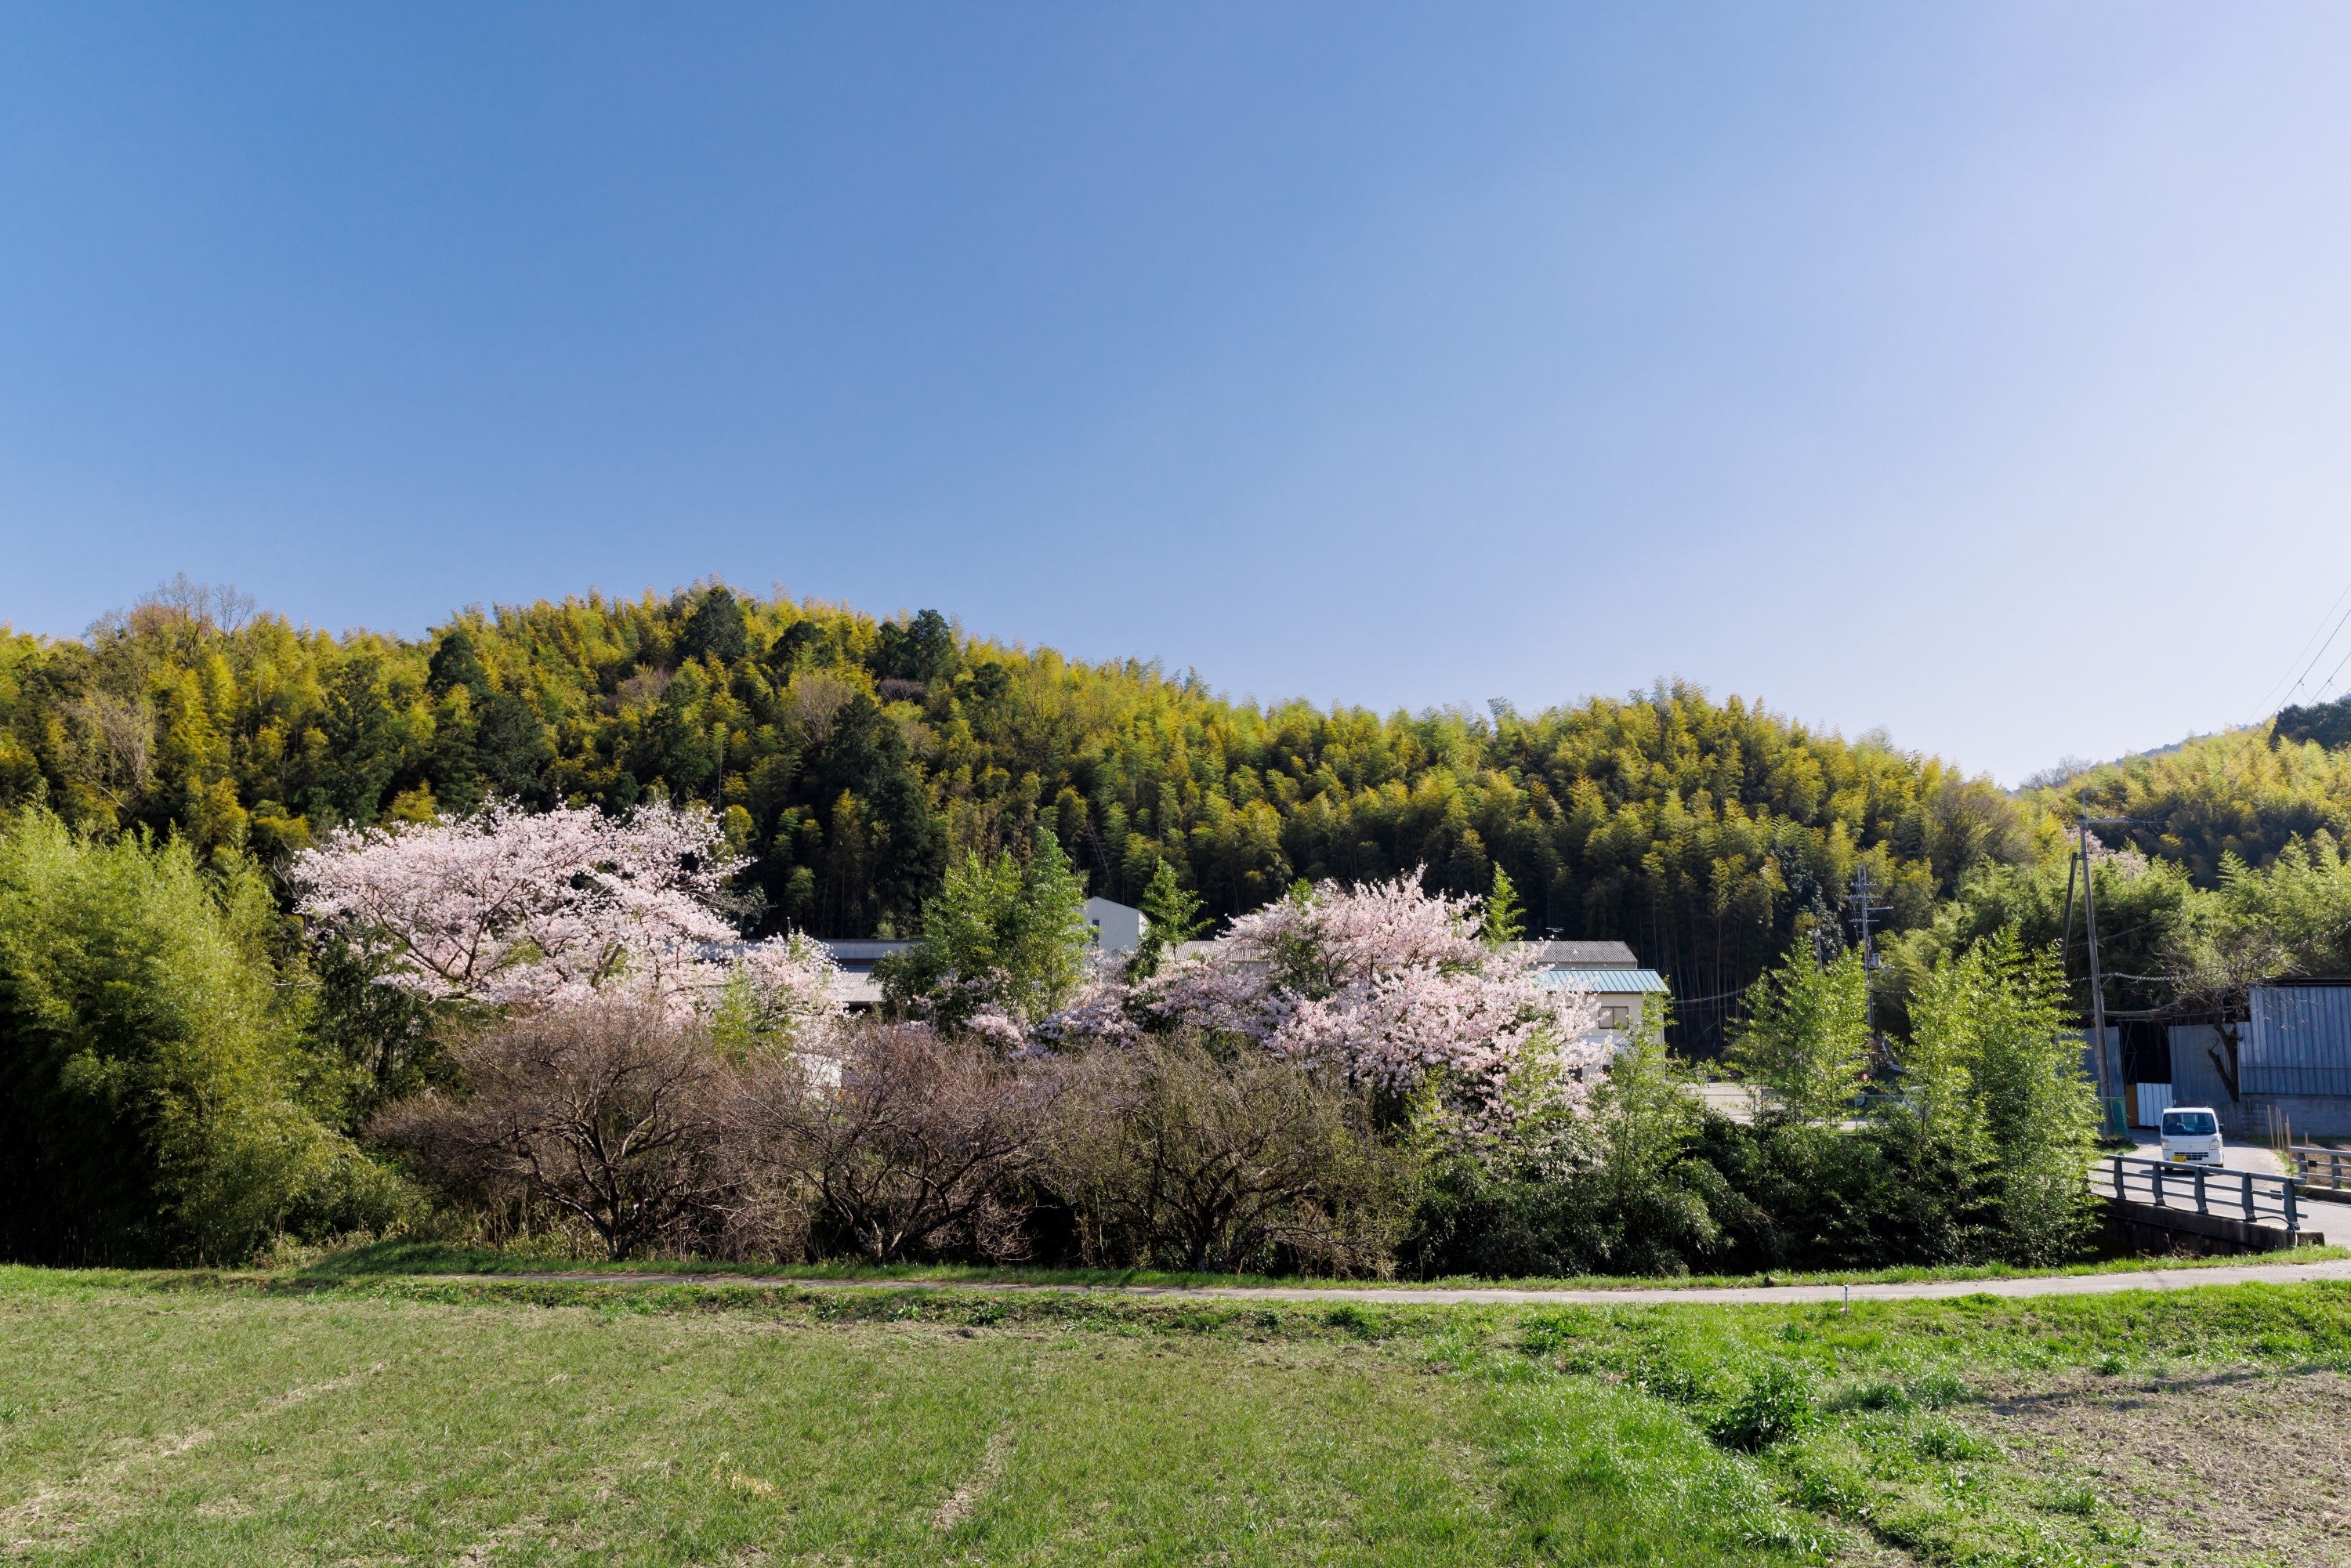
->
[1056, 871, 1607, 1129]
[292, 798, 842, 1034]
[695, 930, 846, 1044]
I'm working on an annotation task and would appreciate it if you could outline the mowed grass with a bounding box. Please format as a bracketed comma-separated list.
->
[0, 1270, 1802, 1566]
[2, 1268, 2349, 1566]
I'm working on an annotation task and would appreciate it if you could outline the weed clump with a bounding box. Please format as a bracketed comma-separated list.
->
[1709, 1364, 1816, 1451]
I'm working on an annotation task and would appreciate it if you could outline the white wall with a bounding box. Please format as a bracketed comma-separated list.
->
[1084, 897, 1145, 954]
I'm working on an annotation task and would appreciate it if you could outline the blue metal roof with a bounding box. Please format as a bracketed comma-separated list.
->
[1539, 966, 1669, 994]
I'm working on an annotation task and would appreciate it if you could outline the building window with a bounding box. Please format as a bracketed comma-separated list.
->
[1597, 1005, 1630, 1029]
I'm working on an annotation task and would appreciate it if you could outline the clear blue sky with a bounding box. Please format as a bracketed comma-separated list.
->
[7, 5, 2351, 784]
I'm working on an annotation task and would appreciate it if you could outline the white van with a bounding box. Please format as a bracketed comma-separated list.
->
[2159, 1106, 2223, 1164]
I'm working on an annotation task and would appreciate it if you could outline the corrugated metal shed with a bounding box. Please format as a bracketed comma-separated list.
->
[2244, 985, 2351, 1097]
[1540, 966, 1670, 994]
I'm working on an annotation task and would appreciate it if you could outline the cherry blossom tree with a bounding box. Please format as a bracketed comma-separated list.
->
[292, 798, 840, 1037]
[1047, 872, 1607, 1133]
[701, 931, 848, 1054]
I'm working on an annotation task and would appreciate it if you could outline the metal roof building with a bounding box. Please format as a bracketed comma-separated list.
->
[1539, 966, 1670, 994]
[2246, 984, 2351, 1099]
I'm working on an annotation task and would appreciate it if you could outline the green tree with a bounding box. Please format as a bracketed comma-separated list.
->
[677, 585, 750, 664]
[0, 811, 400, 1262]
[1900, 929, 2097, 1266]
[1726, 948, 1871, 1126]
[1129, 859, 1208, 978]
[1480, 864, 1525, 949]
[2166, 834, 2351, 1002]
[881, 831, 1091, 1034]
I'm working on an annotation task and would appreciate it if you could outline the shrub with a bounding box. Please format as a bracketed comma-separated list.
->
[1688, 1116, 1994, 1274]
[729, 1021, 1056, 1262]
[372, 1002, 732, 1260]
[0, 810, 400, 1263]
[1045, 1034, 1415, 1276]
[1710, 1365, 1816, 1451]
[1410, 1016, 1727, 1279]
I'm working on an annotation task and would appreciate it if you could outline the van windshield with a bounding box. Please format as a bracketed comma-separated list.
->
[2162, 1110, 2218, 1136]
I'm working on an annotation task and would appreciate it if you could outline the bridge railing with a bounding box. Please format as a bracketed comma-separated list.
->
[2286, 1144, 2349, 1194]
[2094, 1155, 2306, 1237]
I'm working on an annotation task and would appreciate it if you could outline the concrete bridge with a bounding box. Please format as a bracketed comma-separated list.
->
[2096, 1153, 2337, 1255]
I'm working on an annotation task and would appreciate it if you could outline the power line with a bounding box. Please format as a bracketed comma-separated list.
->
[2263, 577, 2351, 708]
[2315, 632, 2351, 704]
[2285, 605, 2351, 707]
[2266, 574, 2351, 712]
[1664, 986, 1754, 1007]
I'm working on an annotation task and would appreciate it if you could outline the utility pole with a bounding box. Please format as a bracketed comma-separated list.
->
[1847, 866, 1892, 1052]
[2071, 816, 2134, 1138]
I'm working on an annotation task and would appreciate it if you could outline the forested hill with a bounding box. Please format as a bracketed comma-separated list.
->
[2033, 708, 2351, 881]
[0, 581, 2049, 1041]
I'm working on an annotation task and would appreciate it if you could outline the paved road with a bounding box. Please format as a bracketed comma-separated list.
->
[1689, 1082, 1763, 1124]
[456, 1256, 2351, 1308]
[2125, 1134, 2287, 1176]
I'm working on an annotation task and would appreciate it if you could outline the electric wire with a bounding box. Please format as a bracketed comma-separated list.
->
[2263, 582, 2351, 708]
[2266, 574, 2351, 712]
[2316, 631, 2351, 704]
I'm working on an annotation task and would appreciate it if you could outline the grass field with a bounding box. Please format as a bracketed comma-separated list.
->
[2, 1266, 2348, 1565]
[288, 1237, 2351, 1292]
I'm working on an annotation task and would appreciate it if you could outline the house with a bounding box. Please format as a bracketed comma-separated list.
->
[806, 900, 1148, 1010]
[810, 938, 909, 1011]
[1515, 940, 1671, 1046]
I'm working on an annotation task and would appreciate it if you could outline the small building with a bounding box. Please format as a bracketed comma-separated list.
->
[2088, 982, 2351, 1139]
[1084, 897, 1146, 955]
[811, 937, 911, 1011]
[808, 904, 1149, 1010]
[1516, 940, 1671, 1046]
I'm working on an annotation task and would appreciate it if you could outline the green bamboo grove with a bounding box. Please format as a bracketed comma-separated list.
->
[19, 579, 2349, 1046]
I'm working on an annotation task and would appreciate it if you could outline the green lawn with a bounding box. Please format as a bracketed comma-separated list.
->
[2, 1267, 2347, 1565]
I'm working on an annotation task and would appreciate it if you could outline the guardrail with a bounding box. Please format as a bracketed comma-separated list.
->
[2287, 1144, 2349, 1193]
[2095, 1155, 2307, 1237]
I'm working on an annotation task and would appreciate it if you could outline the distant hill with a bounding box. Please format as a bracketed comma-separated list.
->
[2027, 712, 2351, 883]
[0, 581, 2045, 1051]
[2273, 692, 2351, 751]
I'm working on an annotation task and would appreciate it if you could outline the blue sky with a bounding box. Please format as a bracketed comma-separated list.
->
[6, 5, 2351, 784]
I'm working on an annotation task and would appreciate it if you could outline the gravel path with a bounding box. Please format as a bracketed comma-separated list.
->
[450, 1255, 2351, 1306]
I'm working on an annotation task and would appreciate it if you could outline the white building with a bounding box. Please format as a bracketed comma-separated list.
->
[1083, 896, 1146, 955]
[804, 917, 1670, 1036]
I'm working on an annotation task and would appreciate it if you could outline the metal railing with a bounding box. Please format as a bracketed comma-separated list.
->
[2096, 1155, 2307, 1237]
[2286, 1144, 2350, 1195]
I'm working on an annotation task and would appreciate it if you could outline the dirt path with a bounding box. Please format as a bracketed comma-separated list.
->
[442, 1255, 2351, 1306]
